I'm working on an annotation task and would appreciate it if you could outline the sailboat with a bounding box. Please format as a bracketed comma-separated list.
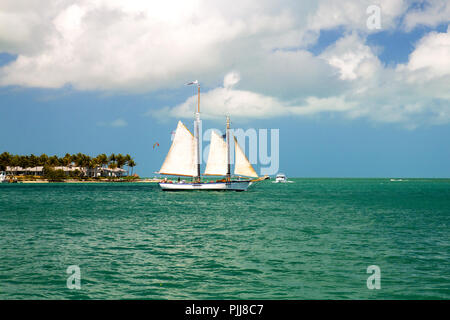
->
[158, 81, 259, 191]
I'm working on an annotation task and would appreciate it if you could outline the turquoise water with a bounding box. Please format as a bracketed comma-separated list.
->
[0, 179, 449, 299]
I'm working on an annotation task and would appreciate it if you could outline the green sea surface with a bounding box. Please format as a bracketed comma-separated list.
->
[0, 179, 449, 299]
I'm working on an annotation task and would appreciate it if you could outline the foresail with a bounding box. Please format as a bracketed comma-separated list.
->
[234, 137, 258, 178]
[204, 130, 228, 176]
[159, 121, 197, 176]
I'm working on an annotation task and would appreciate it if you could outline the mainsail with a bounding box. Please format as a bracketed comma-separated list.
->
[204, 130, 228, 176]
[159, 121, 197, 176]
[234, 137, 258, 178]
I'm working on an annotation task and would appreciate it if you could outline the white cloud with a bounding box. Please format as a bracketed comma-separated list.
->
[0, 0, 318, 91]
[159, 27, 450, 128]
[0, 0, 73, 54]
[1, 0, 408, 92]
[97, 118, 128, 127]
[403, 0, 450, 31]
[307, 0, 407, 32]
[110, 118, 128, 127]
[0, 0, 449, 128]
[223, 71, 240, 89]
[155, 71, 357, 120]
[320, 33, 382, 80]
[402, 25, 450, 79]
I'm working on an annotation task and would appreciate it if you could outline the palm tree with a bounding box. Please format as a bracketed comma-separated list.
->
[128, 159, 136, 176]
[75, 153, 84, 167]
[109, 153, 116, 168]
[39, 154, 49, 166]
[0, 152, 11, 171]
[48, 155, 59, 167]
[97, 154, 108, 178]
[10, 155, 20, 174]
[83, 155, 91, 177]
[61, 153, 72, 167]
[29, 154, 39, 175]
[18, 155, 29, 169]
[96, 154, 108, 168]
[74, 153, 90, 177]
[88, 158, 98, 178]
[108, 161, 118, 178]
[125, 154, 131, 176]
[108, 162, 118, 169]
[116, 153, 126, 168]
[54, 153, 71, 178]
[71, 154, 78, 165]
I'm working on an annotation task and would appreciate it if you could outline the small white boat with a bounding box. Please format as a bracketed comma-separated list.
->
[0, 171, 8, 183]
[390, 178, 403, 182]
[273, 173, 292, 183]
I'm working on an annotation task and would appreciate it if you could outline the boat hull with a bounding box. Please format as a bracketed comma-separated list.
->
[159, 180, 252, 191]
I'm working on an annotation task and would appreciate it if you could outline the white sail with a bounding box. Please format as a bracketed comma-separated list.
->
[234, 137, 258, 178]
[204, 131, 228, 176]
[159, 121, 197, 176]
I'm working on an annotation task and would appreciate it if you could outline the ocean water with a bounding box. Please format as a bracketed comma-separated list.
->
[0, 179, 449, 300]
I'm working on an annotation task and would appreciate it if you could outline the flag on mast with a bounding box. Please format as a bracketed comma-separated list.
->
[186, 80, 199, 86]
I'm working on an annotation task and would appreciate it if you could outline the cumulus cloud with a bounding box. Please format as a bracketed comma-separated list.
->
[320, 33, 382, 80]
[159, 27, 450, 128]
[1, 0, 405, 92]
[321, 29, 450, 126]
[307, 0, 407, 32]
[403, 0, 450, 31]
[0, 0, 449, 127]
[0, 0, 72, 54]
[155, 71, 357, 120]
[402, 25, 450, 79]
[0, 0, 319, 91]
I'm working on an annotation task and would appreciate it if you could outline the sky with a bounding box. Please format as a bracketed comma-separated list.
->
[0, 0, 449, 178]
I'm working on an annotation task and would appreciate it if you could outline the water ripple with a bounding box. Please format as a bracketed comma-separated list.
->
[0, 179, 449, 299]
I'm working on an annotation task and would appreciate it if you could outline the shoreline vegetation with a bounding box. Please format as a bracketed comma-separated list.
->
[12, 178, 163, 184]
[0, 152, 162, 183]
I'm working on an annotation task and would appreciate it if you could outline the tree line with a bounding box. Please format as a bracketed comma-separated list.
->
[0, 152, 137, 176]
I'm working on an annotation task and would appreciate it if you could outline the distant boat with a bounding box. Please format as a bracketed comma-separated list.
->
[273, 173, 292, 183]
[390, 178, 403, 182]
[157, 81, 260, 191]
[0, 171, 8, 183]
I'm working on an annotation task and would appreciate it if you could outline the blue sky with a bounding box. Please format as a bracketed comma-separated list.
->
[0, 1, 449, 178]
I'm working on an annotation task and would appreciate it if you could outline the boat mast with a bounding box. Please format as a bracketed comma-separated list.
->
[186, 80, 201, 182]
[226, 116, 231, 182]
[194, 83, 201, 182]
